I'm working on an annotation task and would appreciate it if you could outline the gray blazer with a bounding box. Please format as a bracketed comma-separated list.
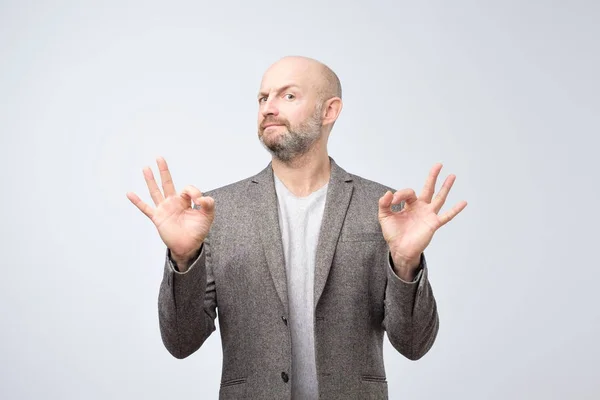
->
[158, 158, 439, 399]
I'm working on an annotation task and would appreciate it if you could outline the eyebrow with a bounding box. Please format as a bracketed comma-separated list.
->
[257, 84, 301, 98]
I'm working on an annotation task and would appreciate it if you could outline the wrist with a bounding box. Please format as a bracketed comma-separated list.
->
[391, 253, 420, 270]
[171, 245, 202, 271]
[393, 266, 418, 281]
[391, 254, 421, 280]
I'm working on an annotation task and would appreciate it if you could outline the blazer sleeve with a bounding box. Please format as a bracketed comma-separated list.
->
[382, 252, 439, 360]
[157, 242, 218, 359]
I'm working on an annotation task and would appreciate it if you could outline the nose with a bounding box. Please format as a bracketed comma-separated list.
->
[261, 98, 279, 117]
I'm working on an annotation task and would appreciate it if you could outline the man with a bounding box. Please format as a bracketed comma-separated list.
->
[127, 56, 467, 399]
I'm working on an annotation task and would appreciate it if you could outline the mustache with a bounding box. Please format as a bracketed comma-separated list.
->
[260, 118, 288, 129]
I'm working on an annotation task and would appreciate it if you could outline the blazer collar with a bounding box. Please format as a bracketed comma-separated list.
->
[250, 156, 353, 185]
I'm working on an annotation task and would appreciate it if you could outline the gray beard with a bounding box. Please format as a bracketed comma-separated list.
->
[259, 106, 323, 163]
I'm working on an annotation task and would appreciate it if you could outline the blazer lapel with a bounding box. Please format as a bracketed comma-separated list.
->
[248, 162, 289, 314]
[247, 157, 354, 314]
[314, 158, 354, 309]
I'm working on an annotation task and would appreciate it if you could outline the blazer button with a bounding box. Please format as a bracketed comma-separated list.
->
[281, 316, 288, 325]
[281, 372, 289, 383]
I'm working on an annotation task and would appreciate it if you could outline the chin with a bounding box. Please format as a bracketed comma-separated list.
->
[263, 137, 282, 150]
[262, 127, 286, 140]
[259, 131, 281, 148]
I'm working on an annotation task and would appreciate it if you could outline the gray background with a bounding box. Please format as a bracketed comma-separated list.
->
[1, 1, 598, 399]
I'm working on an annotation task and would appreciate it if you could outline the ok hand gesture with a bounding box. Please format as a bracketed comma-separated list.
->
[126, 157, 215, 268]
[378, 163, 467, 279]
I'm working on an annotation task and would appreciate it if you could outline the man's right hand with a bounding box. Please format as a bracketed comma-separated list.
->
[126, 156, 215, 271]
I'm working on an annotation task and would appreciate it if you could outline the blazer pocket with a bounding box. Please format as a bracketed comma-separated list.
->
[340, 232, 383, 242]
[361, 375, 387, 383]
[220, 377, 247, 387]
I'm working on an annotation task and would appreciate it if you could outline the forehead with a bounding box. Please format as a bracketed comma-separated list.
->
[259, 60, 320, 93]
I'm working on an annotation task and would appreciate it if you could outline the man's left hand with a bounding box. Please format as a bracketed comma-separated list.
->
[378, 163, 468, 279]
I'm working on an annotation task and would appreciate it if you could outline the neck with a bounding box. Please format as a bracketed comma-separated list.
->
[271, 144, 331, 197]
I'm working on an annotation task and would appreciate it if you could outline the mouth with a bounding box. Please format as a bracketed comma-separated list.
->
[262, 123, 284, 129]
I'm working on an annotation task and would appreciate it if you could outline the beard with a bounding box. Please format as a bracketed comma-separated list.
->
[258, 103, 323, 163]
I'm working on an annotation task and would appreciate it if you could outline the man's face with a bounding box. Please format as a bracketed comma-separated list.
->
[257, 62, 324, 162]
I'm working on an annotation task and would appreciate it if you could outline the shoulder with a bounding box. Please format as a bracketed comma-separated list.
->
[203, 176, 253, 200]
[344, 169, 404, 213]
[349, 171, 395, 199]
[199, 176, 256, 221]
[202, 162, 270, 201]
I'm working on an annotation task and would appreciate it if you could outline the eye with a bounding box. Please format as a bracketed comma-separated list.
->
[258, 96, 267, 103]
[284, 93, 295, 100]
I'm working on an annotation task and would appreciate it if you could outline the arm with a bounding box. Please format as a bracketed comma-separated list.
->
[158, 242, 217, 359]
[378, 163, 466, 360]
[126, 157, 217, 359]
[382, 252, 439, 360]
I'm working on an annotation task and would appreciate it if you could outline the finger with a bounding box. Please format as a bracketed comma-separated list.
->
[392, 188, 418, 206]
[378, 190, 394, 218]
[126, 191, 155, 219]
[438, 200, 468, 227]
[143, 167, 165, 206]
[420, 163, 443, 203]
[180, 185, 204, 207]
[431, 174, 456, 213]
[157, 156, 177, 198]
[196, 196, 215, 214]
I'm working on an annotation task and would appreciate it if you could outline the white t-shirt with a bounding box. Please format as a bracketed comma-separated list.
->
[274, 173, 328, 400]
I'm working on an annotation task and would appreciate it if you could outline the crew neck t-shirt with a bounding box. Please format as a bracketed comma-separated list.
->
[274, 173, 329, 399]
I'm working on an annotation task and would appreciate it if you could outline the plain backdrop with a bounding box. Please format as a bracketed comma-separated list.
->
[1, 1, 599, 399]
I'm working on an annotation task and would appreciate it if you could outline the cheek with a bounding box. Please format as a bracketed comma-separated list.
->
[286, 109, 306, 126]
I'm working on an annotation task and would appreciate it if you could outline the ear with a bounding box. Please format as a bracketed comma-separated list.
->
[321, 97, 343, 126]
